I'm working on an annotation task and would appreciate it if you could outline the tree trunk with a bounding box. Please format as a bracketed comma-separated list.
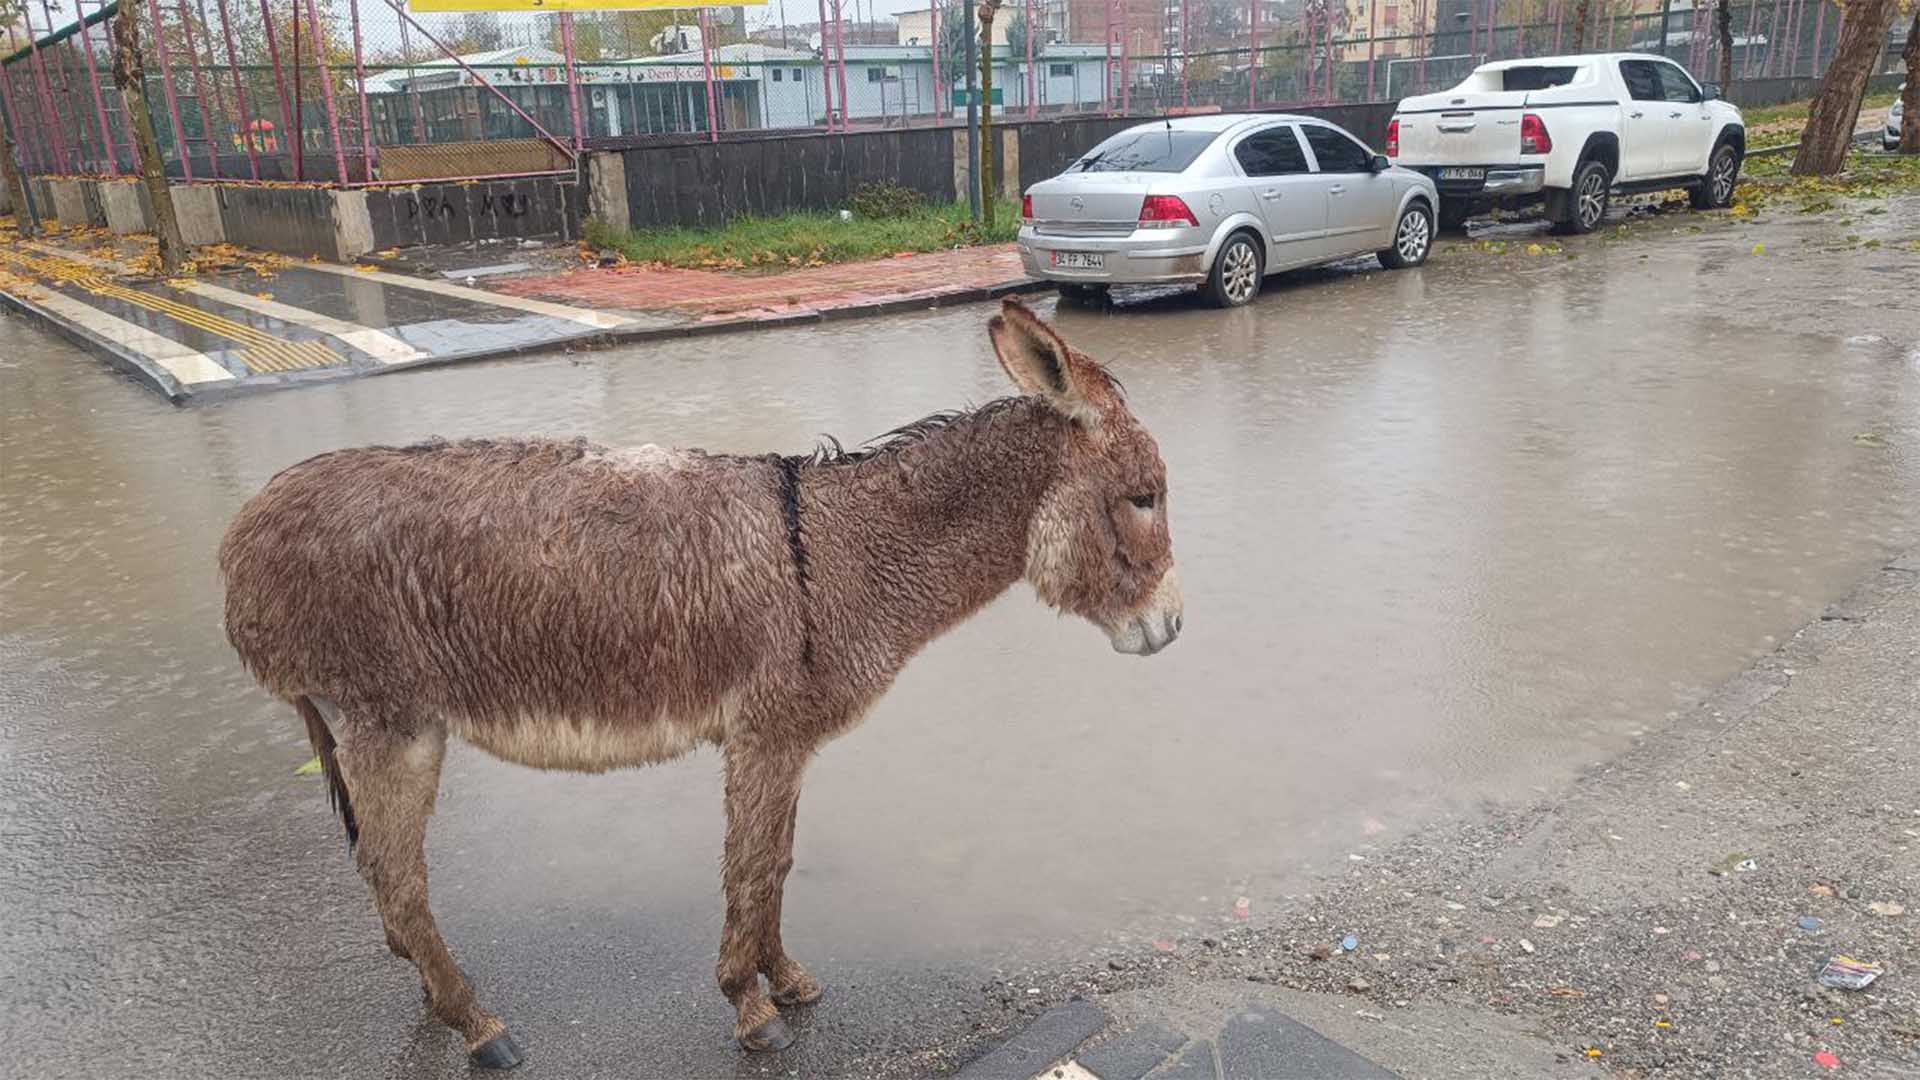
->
[1902, 11, 1919, 153]
[2, 120, 36, 239]
[110, 4, 188, 275]
[1572, 0, 1592, 51]
[1717, 0, 1735, 89]
[1790, 0, 1898, 175]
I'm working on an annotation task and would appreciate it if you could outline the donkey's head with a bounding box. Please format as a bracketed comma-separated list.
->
[989, 299, 1183, 657]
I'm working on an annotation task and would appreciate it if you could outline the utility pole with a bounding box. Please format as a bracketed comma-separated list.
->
[964, 0, 980, 219]
[1656, 0, 1675, 60]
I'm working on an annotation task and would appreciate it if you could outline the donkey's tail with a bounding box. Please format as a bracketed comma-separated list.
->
[295, 695, 358, 849]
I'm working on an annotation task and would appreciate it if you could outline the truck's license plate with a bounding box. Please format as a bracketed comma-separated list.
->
[1439, 167, 1487, 180]
[1051, 251, 1105, 270]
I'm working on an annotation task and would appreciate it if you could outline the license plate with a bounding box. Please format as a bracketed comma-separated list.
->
[1439, 167, 1487, 181]
[1050, 251, 1105, 270]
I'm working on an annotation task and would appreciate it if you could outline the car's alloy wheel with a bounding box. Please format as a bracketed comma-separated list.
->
[1576, 166, 1608, 230]
[1396, 208, 1430, 263]
[1216, 237, 1260, 305]
[1709, 146, 1738, 205]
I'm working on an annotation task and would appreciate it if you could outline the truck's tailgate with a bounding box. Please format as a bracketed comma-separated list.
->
[1394, 91, 1529, 165]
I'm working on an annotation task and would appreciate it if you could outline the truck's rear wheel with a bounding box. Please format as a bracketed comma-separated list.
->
[1552, 159, 1612, 235]
[1056, 282, 1109, 306]
[1436, 201, 1472, 233]
[1690, 142, 1741, 209]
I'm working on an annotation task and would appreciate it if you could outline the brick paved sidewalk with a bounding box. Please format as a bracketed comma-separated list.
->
[489, 243, 1035, 322]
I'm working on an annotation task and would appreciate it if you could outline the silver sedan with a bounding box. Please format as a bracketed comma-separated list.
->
[1018, 114, 1440, 307]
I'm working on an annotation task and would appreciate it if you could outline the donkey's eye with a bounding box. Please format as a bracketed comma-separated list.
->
[1129, 493, 1158, 510]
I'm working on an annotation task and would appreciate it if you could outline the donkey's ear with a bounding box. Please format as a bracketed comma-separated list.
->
[987, 298, 1111, 426]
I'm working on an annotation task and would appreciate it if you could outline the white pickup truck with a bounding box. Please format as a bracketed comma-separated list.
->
[1387, 52, 1745, 234]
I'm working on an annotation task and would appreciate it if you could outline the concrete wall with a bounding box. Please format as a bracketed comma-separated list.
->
[213, 186, 345, 260]
[48, 178, 107, 228]
[361, 178, 581, 251]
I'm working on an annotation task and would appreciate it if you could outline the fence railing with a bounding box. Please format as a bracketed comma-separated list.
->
[1, 0, 1906, 188]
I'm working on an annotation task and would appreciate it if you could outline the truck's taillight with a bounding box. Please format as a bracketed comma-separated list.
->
[1520, 113, 1552, 155]
[1385, 118, 1399, 157]
[1138, 194, 1199, 229]
[1021, 193, 1034, 223]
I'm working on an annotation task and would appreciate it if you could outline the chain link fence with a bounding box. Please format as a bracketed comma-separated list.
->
[1, 0, 1906, 187]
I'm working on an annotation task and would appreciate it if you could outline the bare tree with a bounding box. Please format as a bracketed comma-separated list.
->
[1790, 0, 1899, 175]
[1572, 0, 1593, 51]
[0, 0, 35, 235]
[1902, 8, 1919, 152]
[111, 1, 189, 274]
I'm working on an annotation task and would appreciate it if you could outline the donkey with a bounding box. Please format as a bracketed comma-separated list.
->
[219, 298, 1182, 1068]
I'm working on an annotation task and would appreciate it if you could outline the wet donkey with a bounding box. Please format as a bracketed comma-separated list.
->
[219, 299, 1183, 1067]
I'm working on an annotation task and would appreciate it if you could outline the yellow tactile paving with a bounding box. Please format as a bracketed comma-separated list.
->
[0, 246, 345, 374]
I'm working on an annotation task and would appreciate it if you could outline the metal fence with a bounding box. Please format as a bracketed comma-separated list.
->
[0, 0, 1906, 188]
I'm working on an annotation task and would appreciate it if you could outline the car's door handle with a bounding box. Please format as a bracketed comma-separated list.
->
[1669, 111, 1684, 118]
[1630, 110, 1644, 118]
[1260, 189, 1282, 200]
[1328, 185, 1345, 195]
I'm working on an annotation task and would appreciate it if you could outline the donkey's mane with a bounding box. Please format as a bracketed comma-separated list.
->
[785, 396, 1029, 469]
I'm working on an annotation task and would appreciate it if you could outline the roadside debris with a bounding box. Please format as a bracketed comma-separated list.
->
[1797, 916, 1822, 931]
[1814, 1050, 1840, 1069]
[1816, 956, 1883, 991]
[1868, 901, 1905, 918]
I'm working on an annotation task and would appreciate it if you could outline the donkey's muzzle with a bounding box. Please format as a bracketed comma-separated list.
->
[1109, 569, 1184, 656]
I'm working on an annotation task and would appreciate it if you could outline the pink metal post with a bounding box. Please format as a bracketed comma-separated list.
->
[175, 0, 224, 177]
[816, 0, 835, 129]
[21, 5, 71, 174]
[1247, 0, 1256, 109]
[298, 0, 349, 184]
[74, 1, 121, 174]
[1484, 0, 1497, 60]
[211, 0, 258, 179]
[1786, 0, 1804, 75]
[1119, 0, 1130, 112]
[1101, 0, 1111, 111]
[348, 0, 375, 181]
[1811, 0, 1827, 77]
[1322, 15, 1333, 102]
[1762, 0, 1783, 76]
[698, 8, 719, 141]
[0, 46, 42, 174]
[1365, 0, 1378, 101]
[930, 0, 940, 119]
[560, 13, 586, 151]
[259, 0, 296, 176]
[1025, 0, 1035, 118]
[832, 0, 849, 130]
[1554, 0, 1565, 51]
[145, 0, 194, 180]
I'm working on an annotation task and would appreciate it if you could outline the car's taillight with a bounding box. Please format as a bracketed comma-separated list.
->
[1021, 193, 1034, 223]
[1385, 118, 1400, 157]
[1520, 113, 1552, 155]
[1137, 194, 1199, 229]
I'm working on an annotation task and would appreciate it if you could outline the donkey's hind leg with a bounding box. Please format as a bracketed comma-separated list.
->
[334, 722, 523, 1070]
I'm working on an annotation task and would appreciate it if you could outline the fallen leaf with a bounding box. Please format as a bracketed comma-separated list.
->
[294, 756, 323, 776]
[1751, 242, 1766, 255]
[254, 292, 274, 300]
[1548, 986, 1585, 998]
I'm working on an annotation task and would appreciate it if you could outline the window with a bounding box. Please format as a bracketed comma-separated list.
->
[772, 68, 784, 82]
[868, 67, 886, 83]
[1302, 124, 1373, 173]
[1050, 62, 1073, 77]
[1619, 59, 1662, 102]
[1500, 65, 1580, 91]
[1072, 127, 1218, 173]
[1234, 126, 1309, 176]
[792, 68, 804, 81]
[1656, 62, 1701, 103]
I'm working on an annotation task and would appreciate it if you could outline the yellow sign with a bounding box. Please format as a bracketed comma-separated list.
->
[410, 0, 764, 10]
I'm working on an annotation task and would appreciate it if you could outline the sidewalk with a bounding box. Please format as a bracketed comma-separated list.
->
[0, 227, 1039, 402]
[946, 552, 1919, 1079]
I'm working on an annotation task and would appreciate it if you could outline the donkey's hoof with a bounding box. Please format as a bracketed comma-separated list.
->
[738, 1015, 796, 1053]
[469, 1032, 525, 1070]
[771, 975, 825, 1007]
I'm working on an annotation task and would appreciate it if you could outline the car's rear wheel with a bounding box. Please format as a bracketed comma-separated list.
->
[1055, 282, 1108, 306]
[1436, 201, 1472, 233]
[1690, 142, 1741, 209]
[1378, 201, 1434, 269]
[1203, 232, 1263, 308]
[1552, 159, 1612, 235]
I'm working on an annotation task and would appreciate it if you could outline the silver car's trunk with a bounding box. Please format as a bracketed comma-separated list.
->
[1027, 173, 1155, 237]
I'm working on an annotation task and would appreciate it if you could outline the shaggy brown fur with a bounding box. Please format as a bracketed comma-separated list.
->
[219, 299, 1182, 1065]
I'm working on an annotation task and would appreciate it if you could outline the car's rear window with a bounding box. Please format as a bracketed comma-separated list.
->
[1073, 128, 1218, 173]
[1501, 65, 1582, 91]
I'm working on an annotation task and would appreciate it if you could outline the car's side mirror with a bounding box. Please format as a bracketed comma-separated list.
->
[1701, 82, 1722, 101]
[1370, 154, 1391, 172]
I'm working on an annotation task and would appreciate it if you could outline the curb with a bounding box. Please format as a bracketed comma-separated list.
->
[1, 271, 1054, 404]
[954, 1001, 1110, 1080]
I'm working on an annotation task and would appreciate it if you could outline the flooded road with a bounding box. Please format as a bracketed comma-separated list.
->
[4, 208, 1918, 1078]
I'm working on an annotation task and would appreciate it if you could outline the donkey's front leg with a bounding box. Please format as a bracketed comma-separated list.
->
[762, 777, 824, 1008]
[717, 739, 812, 1052]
